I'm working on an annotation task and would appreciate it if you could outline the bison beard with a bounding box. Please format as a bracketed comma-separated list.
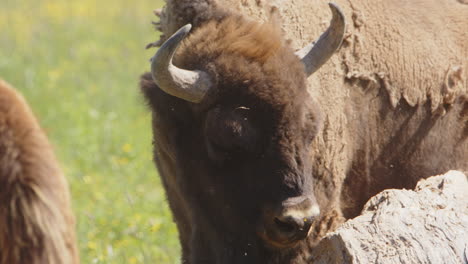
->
[141, 0, 468, 263]
[0, 80, 79, 264]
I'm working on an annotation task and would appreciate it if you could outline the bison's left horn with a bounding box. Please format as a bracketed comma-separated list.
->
[295, 3, 346, 76]
[151, 24, 213, 103]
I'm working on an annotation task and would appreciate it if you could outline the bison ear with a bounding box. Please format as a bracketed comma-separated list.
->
[295, 3, 346, 76]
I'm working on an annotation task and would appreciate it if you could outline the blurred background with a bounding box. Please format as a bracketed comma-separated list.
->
[0, 0, 180, 263]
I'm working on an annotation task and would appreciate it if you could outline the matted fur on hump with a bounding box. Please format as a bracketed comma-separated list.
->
[180, 15, 283, 64]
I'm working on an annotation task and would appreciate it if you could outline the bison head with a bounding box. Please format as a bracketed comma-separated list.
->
[141, 3, 345, 262]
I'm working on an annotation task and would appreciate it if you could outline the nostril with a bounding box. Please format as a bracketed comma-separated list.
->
[274, 217, 297, 234]
[261, 198, 319, 247]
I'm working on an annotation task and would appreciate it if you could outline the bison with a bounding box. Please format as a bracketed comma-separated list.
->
[141, 0, 468, 263]
[0, 80, 79, 264]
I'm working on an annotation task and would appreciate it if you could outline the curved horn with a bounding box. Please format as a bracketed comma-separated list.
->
[151, 24, 212, 103]
[295, 3, 346, 76]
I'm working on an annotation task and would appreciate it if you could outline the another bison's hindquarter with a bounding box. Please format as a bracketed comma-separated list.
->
[0, 80, 79, 264]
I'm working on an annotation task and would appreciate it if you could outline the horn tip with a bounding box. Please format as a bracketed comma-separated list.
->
[181, 24, 193, 34]
[327, 2, 339, 9]
[327, 2, 345, 25]
[328, 3, 343, 16]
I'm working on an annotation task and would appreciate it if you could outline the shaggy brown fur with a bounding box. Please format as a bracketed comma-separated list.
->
[182, 16, 282, 64]
[143, 0, 468, 263]
[0, 80, 79, 264]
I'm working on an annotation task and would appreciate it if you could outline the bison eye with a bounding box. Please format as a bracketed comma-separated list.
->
[204, 106, 260, 162]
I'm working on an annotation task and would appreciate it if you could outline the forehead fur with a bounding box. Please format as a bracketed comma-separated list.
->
[174, 15, 308, 108]
[183, 15, 283, 64]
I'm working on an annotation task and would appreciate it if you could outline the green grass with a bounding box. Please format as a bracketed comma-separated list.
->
[0, 0, 180, 263]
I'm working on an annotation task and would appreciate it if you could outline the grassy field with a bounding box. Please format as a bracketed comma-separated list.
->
[0, 0, 180, 263]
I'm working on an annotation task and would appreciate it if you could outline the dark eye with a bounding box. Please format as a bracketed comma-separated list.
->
[204, 106, 259, 162]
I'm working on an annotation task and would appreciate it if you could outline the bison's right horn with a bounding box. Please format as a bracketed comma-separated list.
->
[151, 24, 213, 103]
[295, 3, 346, 76]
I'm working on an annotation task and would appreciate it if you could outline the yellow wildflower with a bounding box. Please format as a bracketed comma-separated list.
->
[122, 143, 132, 153]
